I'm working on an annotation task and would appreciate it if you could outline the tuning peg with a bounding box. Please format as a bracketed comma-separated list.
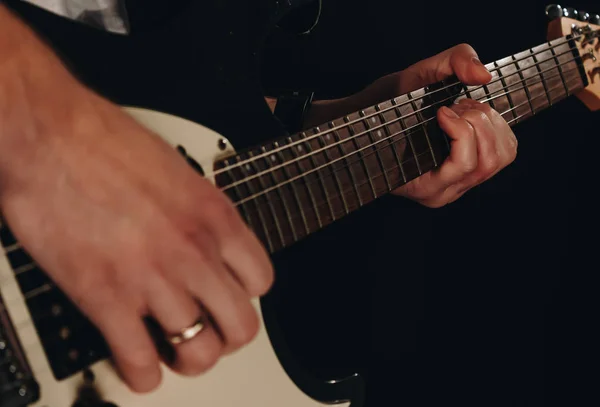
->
[577, 10, 590, 21]
[590, 13, 600, 24]
[546, 4, 563, 19]
[563, 7, 579, 18]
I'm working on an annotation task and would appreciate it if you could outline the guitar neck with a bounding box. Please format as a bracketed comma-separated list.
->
[215, 35, 588, 253]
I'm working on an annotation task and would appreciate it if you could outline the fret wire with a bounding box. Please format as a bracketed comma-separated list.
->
[376, 103, 407, 184]
[330, 121, 363, 206]
[360, 110, 392, 191]
[274, 140, 309, 237]
[220, 53, 584, 194]
[496, 60, 519, 120]
[314, 127, 349, 215]
[214, 38, 591, 182]
[233, 73, 581, 208]
[236, 156, 275, 252]
[530, 48, 552, 106]
[345, 115, 378, 198]
[511, 55, 535, 116]
[483, 83, 496, 111]
[292, 135, 322, 229]
[226, 158, 261, 244]
[301, 131, 336, 222]
[410, 93, 438, 168]
[549, 41, 570, 96]
[211, 35, 592, 179]
[260, 146, 297, 244]
[396, 96, 422, 175]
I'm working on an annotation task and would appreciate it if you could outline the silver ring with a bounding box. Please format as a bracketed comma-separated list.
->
[167, 317, 206, 345]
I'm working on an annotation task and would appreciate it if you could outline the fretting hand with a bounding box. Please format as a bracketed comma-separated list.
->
[305, 44, 518, 208]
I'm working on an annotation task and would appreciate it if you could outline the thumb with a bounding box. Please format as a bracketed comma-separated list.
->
[401, 43, 492, 91]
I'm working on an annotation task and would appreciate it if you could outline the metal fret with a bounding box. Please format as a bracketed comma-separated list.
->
[510, 56, 535, 117]
[376, 103, 407, 184]
[496, 61, 519, 116]
[360, 110, 391, 191]
[246, 151, 285, 249]
[260, 146, 298, 244]
[483, 83, 496, 110]
[530, 48, 553, 106]
[289, 136, 322, 229]
[549, 41, 570, 96]
[408, 92, 438, 168]
[314, 127, 349, 215]
[330, 121, 363, 206]
[274, 140, 309, 237]
[344, 115, 378, 198]
[224, 158, 264, 246]
[300, 131, 336, 222]
[236, 156, 274, 252]
[392, 98, 422, 175]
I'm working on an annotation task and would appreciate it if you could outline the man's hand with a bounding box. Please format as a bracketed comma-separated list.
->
[304, 44, 518, 208]
[0, 6, 273, 393]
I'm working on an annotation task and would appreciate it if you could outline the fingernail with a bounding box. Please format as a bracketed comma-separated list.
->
[472, 57, 490, 73]
[441, 106, 459, 119]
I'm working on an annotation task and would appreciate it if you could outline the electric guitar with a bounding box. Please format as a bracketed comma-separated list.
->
[1, 6, 599, 407]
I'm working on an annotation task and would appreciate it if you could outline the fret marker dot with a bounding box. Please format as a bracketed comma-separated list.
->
[377, 130, 383, 138]
[326, 134, 331, 140]
[245, 164, 252, 171]
[298, 145, 303, 152]
[371, 117, 377, 124]
[271, 155, 277, 162]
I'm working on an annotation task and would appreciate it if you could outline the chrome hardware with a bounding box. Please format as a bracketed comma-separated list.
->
[218, 138, 228, 151]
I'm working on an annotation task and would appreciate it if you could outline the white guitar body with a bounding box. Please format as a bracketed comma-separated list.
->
[0, 107, 352, 407]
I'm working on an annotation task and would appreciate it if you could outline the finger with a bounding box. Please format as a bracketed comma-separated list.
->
[422, 106, 479, 193]
[221, 224, 274, 297]
[78, 290, 162, 393]
[204, 198, 274, 297]
[455, 99, 517, 176]
[145, 273, 223, 376]
[165, 233, 260, 354]
[457, 105, 500, 186]
[401, 43, 492, 91]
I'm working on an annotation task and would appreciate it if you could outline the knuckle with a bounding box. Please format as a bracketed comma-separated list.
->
[205, 198, 243, 234]
[229, 307, 260, 348]
[184, 341, 222, 375]
[463, 109, 489, 125]
[122, 347, 158, 373]
[482, 152, 500, 173]
[249, 263, 275, 297]
[462, 156, 478, 174]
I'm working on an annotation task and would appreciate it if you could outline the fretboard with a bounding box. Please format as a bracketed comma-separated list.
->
[216, 35, 587, 253]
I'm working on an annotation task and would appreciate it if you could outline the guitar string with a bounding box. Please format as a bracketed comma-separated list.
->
[0, 57, 583, 266]
[0, 73, 581, 304]
[0, 60, 583, 263]
[0, 33, 596, 352]
[216, 45, 589, 193]
[229, 56, 584, 206]
[209, 31, 596, 177]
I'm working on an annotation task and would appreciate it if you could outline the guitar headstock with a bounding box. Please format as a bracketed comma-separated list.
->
[546, 4, 600, 111]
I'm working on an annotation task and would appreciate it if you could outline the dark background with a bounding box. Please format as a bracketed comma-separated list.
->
[4, 0, 598, 406]
[261, 1, 599, 406]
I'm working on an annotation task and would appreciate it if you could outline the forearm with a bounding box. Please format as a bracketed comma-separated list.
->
[0, 5, 85, 190]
